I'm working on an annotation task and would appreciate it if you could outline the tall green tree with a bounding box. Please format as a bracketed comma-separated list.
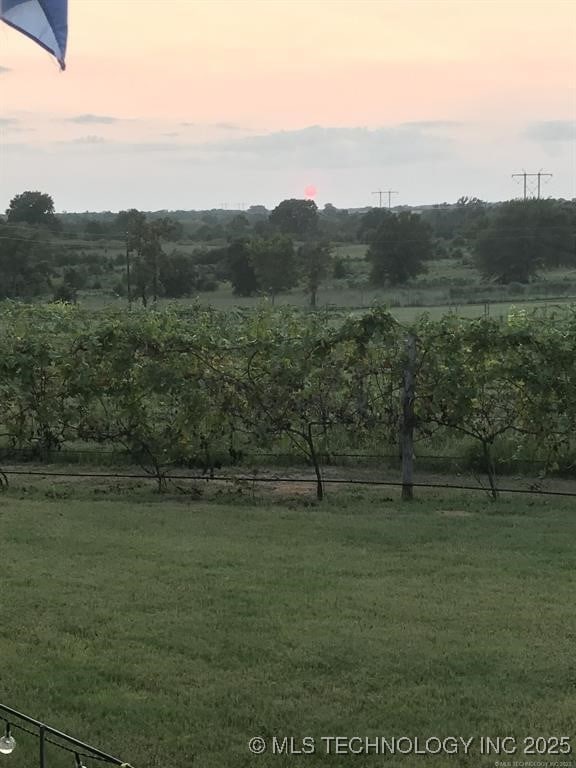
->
[116, 211, 180, 305]
[6, 191, 61, 232]
[0, 225, 53, 298]
[226, 214, 250, 239]
[297, 240, 334, 308]
[158, 250, 198, 297]
[249, 235, 297, 301]
[475, 199, 575, 282]
[357, 207, 391, 243]
[366, 212, 433, 286]
[269, 199, 318, 238]
[227, 238, 259, 296]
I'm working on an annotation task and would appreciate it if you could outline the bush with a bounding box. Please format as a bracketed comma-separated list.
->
[507, 282, 526, 296]
[333, 257, 350, 279]
[52, 283, 77, 303]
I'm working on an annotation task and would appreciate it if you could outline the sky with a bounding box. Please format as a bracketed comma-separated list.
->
[0, 0, 575, 212]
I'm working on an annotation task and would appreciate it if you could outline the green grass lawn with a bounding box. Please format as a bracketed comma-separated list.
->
[1, 484, 575, 767]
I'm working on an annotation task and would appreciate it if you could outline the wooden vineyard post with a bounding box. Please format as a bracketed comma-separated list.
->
[401, 333, 416, 501]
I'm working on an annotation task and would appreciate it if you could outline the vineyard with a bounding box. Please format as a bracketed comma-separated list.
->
[1, 301, 575, 501]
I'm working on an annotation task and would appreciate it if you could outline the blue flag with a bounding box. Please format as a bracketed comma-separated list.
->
[1, 0, 67, 70]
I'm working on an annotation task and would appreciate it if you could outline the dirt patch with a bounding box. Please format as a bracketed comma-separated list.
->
[267, 481, 315, 496]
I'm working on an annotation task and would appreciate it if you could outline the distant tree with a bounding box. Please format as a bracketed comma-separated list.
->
[6, 191, 61, 232]
[52, 279, 77, 304]
[297, 240, 334, 308]
[158, 250, 198, 297]
[269, 199, 318, 239]
[194, 223, 224, 242]
[454, 196, 489, 240]
[318, 205, 357, 242]
[249, 235, 297, 301]
[247, 205, 268, 216]
[475, 200, 575, 283]
[167, 219, 184, 241]
[116, 211, 178, 305]
[139, 218, 178, 304]
[366, 212, 433, 286]
[62, 266, 88, 290]
[191, 245, 228, 269]
[357, 207, 391, 243]
[333, 256, 350, 279]
[253, 219, 272, 238]
[226, 214, 250, 239]
[227, 238, 259, 296]
[0, 225, 53, 297]
[116, 208, 147, 245]
[83, 219, 105, 238]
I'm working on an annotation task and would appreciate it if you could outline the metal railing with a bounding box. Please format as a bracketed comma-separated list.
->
[0, 704, 133, 768]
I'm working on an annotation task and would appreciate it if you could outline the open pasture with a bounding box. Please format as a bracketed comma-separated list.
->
[76, 286, 576, 322]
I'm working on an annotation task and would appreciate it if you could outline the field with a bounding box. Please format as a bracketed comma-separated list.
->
[2, 476, 576, 767]
[44, 233, 576, 320]
[68, 251, 576, 324]
[77, 289, 576, 323]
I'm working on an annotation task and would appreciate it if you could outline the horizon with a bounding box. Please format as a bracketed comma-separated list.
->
[49, 195, 576, 216]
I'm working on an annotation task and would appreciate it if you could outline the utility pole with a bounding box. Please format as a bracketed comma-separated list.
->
[512, 170, 552, 200]
[537, 171, 553, 199]
[512, 171, 528, 200]
[372, 189, 398, 209]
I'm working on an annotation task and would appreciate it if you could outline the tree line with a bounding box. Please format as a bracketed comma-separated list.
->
[1, 192, 575, 305]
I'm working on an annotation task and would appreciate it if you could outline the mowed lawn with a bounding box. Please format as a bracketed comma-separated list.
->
[1, 488, 575, 767]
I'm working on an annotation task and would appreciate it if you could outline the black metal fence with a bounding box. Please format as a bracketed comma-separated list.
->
[0, 705, 132, 768]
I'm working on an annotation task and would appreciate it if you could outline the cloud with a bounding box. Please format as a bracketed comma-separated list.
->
[0, 117, 30, 133]
[129, 142, 187, 152]
[400, 120, 463, 130]
[180, 121, 244, 130]
[201, 124, 455, 169]
[67, 114, 120, 125]
[39, 123, 454, 170]
[0, 65, 11, 74]
[65, 140, 187, 152]
[524, 120, 576, 142]
[0, 142, 36, 152]
[161, 132, 180, 137]
[213, 122, 243, 131]
[70, 135, 108, 144]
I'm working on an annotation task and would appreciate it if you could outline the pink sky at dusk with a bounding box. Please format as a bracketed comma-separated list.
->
[1, 0, 575, 211]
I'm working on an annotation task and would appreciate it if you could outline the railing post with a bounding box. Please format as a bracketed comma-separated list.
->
[39, 725, 46, 768]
